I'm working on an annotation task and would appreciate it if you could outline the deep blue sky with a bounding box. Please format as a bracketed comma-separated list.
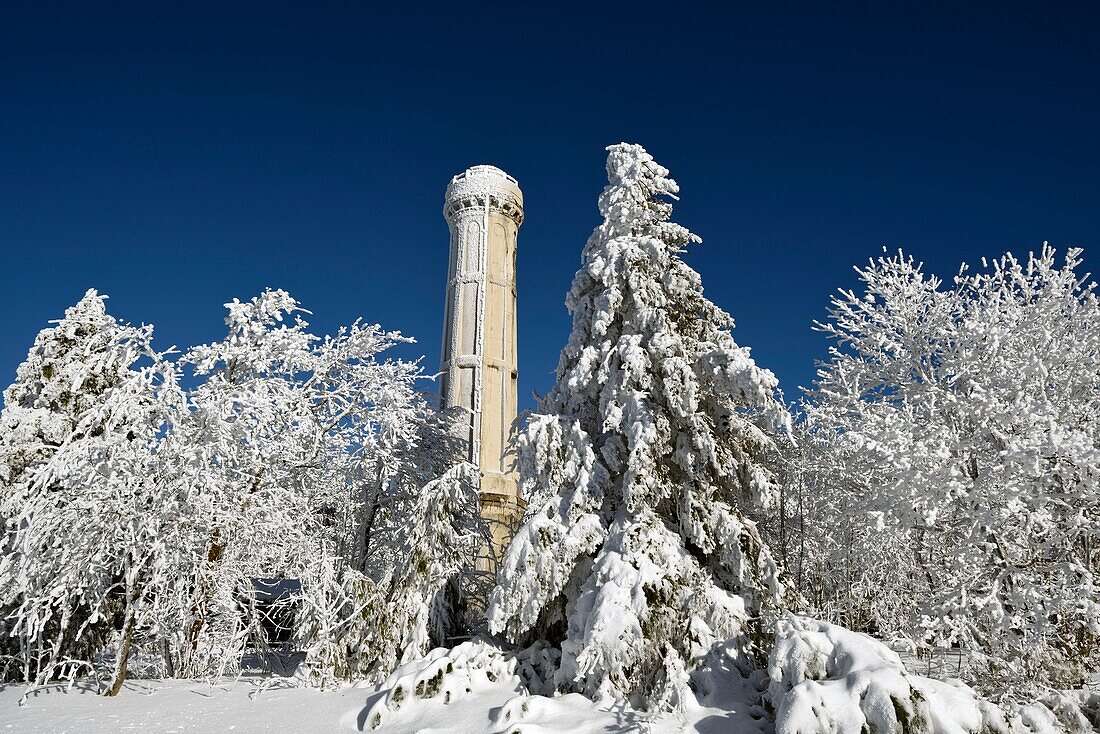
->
[1, 3, 1097, 407]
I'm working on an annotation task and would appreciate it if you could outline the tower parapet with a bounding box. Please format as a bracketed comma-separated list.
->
[444, 165, 524, 222]
[440, 165, 524, 579]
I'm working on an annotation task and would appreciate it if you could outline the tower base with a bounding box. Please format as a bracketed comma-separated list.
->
[465, 490, 525, 623]
[478, 490, 526, 575]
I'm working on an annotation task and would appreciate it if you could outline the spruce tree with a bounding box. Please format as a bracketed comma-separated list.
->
[487, 144, 789, 708]
[0, 290, 152, 680]
[0, 289, 149, 506]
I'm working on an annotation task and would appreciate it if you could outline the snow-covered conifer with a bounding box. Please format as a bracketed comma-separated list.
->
[0, 290, 150, 525]
[488, 144, 790, 707]
[0, 290, 160, 684]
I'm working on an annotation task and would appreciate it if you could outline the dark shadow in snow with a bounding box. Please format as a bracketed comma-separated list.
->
[690, 640, 775, 734]
[0, 681, 101, 698]
[694, 709, 773, 734]
[355, 689, 388, 731]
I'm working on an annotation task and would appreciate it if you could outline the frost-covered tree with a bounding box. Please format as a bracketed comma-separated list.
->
[0, 290, 158, 683]
[0, 296, 189, 695]
[764, 421, 923, 639]
[174, 289, 481, 682]
[488, 143, 790, 708]
[169, 289, 345, 677]
[805, 246, 1100, 691]
[0, 291, 150, 530]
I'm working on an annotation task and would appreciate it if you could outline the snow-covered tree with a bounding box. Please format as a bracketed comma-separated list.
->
[0, 296, 189, 695]
[168, 290, 340, 677]
[0, 290, 160, 684]
[174, 289, 481, 683]
[386, 462, 486, 662]
[0, 291, 141, 474]
[0, 291, 151, 535]
[487, 143, 790, 708]
[805, 245, 1100, 691]
[763, 422, 923, 639]
[296, 462, 486, 688]
[1, 287, 483, 694]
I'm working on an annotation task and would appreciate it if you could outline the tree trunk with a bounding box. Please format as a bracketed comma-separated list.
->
[104, 603, 136, 696]
[181, 533, 226, 675]
[161, 636, 175, 678]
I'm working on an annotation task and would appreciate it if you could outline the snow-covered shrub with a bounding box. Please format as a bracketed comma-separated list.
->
[488, 143, 790, 709]
[355, 637, 559, 731]
[295, 463, 486, 687]
[804, 246, 1100, 692]
[293, 551, 386, 688]
[768, 614, 1018, 734]
[1026, 690, 1100, 733]
[769, 614, 1100, 734]
[385, 462, 487, 662]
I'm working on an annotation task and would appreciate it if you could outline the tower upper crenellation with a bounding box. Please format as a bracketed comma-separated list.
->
[444, 165, 524, 221]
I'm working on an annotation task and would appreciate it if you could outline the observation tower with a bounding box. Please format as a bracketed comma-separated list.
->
[440, 165, 524, 571]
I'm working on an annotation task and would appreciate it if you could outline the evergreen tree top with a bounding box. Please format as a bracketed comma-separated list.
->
[3, 288, 150, 415]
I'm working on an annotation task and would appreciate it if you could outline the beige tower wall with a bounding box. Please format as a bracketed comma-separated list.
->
[440, 166, 524, 576]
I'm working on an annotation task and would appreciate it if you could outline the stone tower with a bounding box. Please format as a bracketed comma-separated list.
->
[440, 165, 524, 570]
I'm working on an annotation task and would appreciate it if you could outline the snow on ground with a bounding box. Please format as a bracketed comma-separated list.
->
[0, 638, 772, 733]
[3, 628, 1095, 733]
[0, 674, 767, 734]
[0, 677, 365, 734]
